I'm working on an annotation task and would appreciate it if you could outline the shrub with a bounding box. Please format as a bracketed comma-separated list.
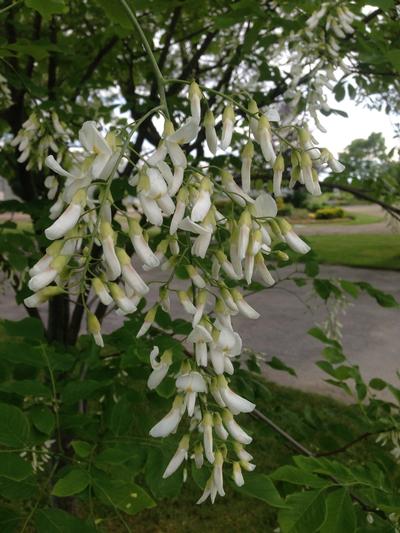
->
[315, 207, 345, 219]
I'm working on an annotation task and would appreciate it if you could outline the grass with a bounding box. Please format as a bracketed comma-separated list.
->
[289, 210, 383, 226]
[114, 381, 389, 533]
[307, 234, 400, 270]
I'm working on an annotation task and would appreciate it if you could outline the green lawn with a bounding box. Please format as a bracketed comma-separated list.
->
[307, 234, 400, 270]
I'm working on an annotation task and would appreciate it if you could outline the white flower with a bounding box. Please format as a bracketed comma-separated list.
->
[109, 283, 137, 314]
[167, 117, 199, 144]
[204, 110, 218, 155]
[257, 115, 275, 163]
[92, 277, 113, 306]
[232, 462, 245, 487]
[79, 121, 113, 179]
[213, 413, 229, 440]
[28, 255, 68, 292]
[202, 412, 215, 464]
[191, 188, 211, 222]
[170, 193, 187, 235]
[186, 265, 206, 288]
[128, 219, 159, 268]
[222, 409, 253, 444]
[220, 170, 253, 207]
[189, 81, 202, 123]
[255, 253, 275, 286]
[176, 371, 207, 416]
[147, 347, 172, 390]
[87, 313, 104, 348]
[234, 442, 253, 462]
[192, 289, 208, 326]
[24, 286, 63, 308]
[169, 166, 184, 196]
[220, 105, 235, 150]
[178, 290, 197, 315]
[45, 189, 85, 240]
[100, 222, 121, 281]
[253, 191, 277, 219]
[241, 141, 254, 194]
[238, 210, 252, 260]
[45, 155, 78, 180]
[149, 396, 184, 438]
[218, 377, 255, 414]
[138, 193, 164, 226]
[163, 435, 190, 478]
[193, 443, 204, 469]
[191, 224, 213, 258]
[136, 306, 157, 338]
[232, 289, 260, 319]
[273, 154, 284, 197]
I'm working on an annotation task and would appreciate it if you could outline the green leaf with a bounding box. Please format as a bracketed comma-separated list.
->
[30, 406, 55, 435]
[322, 347, 345, 364]
[369, 378, 387, 391]
[266, 356, 297, 376]
[62, 380, 109, 404]
[0, 317, 44, 340]
[234, 473, 286, 507]
[71, 440, 92, 459]
[339, 280, 359, 298]
[96, 0, 133, 29]
[0, 454, 32, 481]
[0, 403, 30, 448]
[110, 398, 132, 435]
[270, 465, 329, 488]
[358, 282, 398, 308]
[93, 473, 155, 515]
[278, 490, 326, 533]
[145, 447, 183, 499]
[0, 380, 51, 398]
[368, 0, 394, 10]
[320, 488, 356, 533]
[308, 327, 340, 348]
[34, 508, 95, 533]
[52, 469, 90, 497]
[24, 0, 68, 18]
[0, 507, 21, 533]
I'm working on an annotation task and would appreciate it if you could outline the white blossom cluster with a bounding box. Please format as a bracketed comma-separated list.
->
[22, 81, 345, 502]
[11, 111, 71, 180]
[281, 3, 360, 132]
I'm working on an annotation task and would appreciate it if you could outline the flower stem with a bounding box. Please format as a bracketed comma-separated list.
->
[119, 0, 170, 119]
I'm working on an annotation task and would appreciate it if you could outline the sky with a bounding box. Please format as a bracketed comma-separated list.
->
[314, 94, 398, 157]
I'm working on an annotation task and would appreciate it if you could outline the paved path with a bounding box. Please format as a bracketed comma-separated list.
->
[1, 264, 399, 400]
[295, 204, 392, 236]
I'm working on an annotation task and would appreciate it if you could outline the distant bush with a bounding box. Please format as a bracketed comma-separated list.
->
[315, 207, 345, 219]
[276, 196, 293, 215]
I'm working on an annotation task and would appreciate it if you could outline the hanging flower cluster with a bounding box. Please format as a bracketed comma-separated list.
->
[11, 111, 71, 176]
[279, 3, 360, 133]
[23, 80, 344, 502]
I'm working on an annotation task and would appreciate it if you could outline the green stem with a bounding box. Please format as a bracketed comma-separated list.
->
[119, 0, 170, 119]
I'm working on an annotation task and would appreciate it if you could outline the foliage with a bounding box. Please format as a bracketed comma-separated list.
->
[0, 0, 399, 531]
[314, 207, 345, 220]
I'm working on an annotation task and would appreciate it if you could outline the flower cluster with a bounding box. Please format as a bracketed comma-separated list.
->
[280, 3, 360, 132]
[23, 80, 344, 501]
[11, 111, 71, 176]
[0, 73, 12, 110]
